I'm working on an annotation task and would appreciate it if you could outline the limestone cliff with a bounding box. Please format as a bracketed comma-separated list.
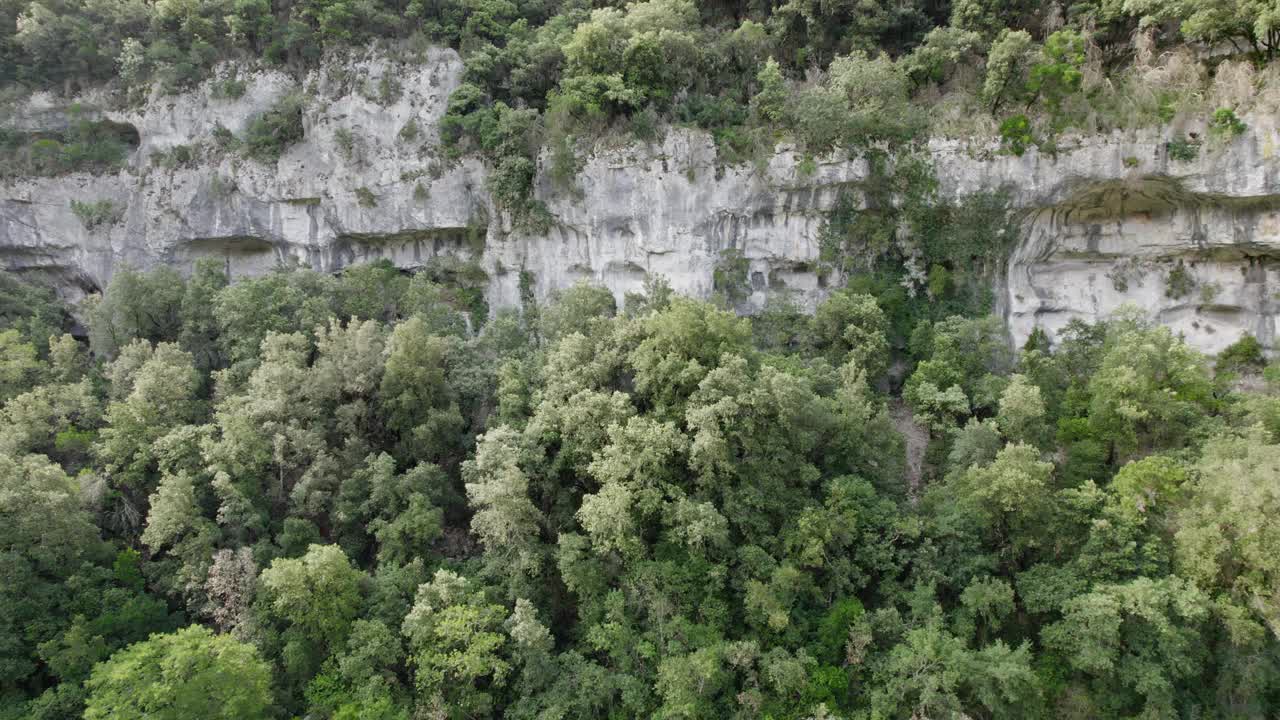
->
[2, 47, 1278, 354]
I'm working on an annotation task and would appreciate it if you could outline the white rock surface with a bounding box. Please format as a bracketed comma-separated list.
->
[3, 47, 1279, 355]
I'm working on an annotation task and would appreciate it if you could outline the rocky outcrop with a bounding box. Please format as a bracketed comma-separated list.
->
[2, 46, 1278, 354]
[1010, 178, 1280, 354]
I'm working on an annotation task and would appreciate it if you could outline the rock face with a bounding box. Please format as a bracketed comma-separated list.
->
[1011, 179, 1280, 354]
[2, 46, 1279, 355]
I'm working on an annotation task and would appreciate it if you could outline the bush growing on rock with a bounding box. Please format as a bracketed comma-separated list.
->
[244, 94, 306, 163]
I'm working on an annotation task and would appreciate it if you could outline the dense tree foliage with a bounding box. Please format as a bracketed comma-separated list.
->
[2, 260, 1279, 719]
[82, 626, 273, 720]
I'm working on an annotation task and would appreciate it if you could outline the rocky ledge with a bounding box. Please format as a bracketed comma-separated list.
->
[2, 46, 1278, 354]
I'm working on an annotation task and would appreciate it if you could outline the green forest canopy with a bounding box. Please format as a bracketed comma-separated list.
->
[1, 258, 1279, 719]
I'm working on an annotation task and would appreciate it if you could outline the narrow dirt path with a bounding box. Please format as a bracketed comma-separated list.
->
[889, 398, 929, 499]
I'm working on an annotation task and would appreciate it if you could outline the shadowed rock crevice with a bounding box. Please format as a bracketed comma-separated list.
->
[332, 227, 487, 271]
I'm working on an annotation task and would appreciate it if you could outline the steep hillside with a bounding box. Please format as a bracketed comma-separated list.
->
[8, 3, 1280, 719]
[3, 47, 1278, 353]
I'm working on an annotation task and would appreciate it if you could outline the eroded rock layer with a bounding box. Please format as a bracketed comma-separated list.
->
[2, 47, 1278, 353]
